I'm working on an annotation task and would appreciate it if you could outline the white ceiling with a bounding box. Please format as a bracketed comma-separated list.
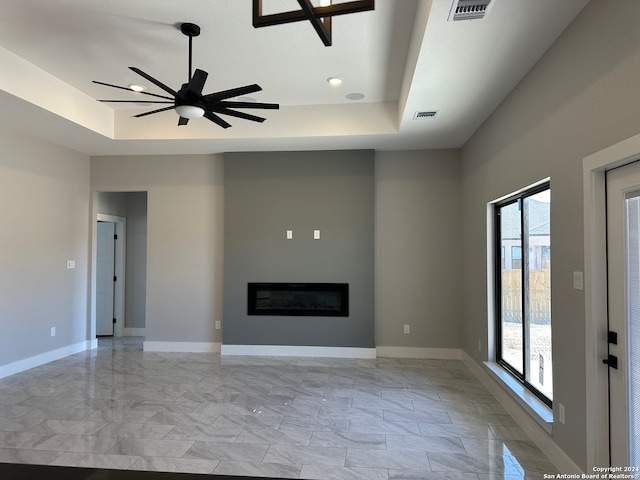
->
[0, 0, 589, 156]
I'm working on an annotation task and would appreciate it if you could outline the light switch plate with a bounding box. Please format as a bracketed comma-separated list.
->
[286, 230, 293, 239]
[67, 260, 76, 269]
[313, 230, 320, 240]
[573, 271, 583, 290]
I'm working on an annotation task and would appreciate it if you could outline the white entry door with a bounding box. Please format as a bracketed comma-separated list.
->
[96, 221, 116, 336]
[606, 161, 640, 468]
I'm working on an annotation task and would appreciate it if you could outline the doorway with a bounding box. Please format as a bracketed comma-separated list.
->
[584, 132, 640, 469]
[92, 192, 148, 341]
[96, 214, 125, 338]
[96, 221, 115, 336]
[606, 162, 640, 467]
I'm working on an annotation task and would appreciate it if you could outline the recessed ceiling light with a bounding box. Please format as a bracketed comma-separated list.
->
[345, 92, 365, 101]
[327, 77, 343, 86]
[128, 84, 145, 92]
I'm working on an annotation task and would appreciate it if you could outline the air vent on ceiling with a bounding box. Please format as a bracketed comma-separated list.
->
[414, 110, 438, 120]
[448, 0, 492, 22]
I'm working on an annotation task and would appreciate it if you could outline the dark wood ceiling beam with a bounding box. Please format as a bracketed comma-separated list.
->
[253, 0, 374, 46]
[296, 0, 332, 46]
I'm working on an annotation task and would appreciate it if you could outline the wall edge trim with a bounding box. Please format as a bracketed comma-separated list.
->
[0, 340, 93, 379]
[143, 341, 221, 353]
[462, 351, 582, 474]
[376, 346, 462, 359]
[221, 344, 376, 358]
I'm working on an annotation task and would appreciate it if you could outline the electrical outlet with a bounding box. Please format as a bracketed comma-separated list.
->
[50, 327, 56, 337]
[404, 324, 410, 334]
[215, 321, 221, 330]
[559, 403, 566, 424]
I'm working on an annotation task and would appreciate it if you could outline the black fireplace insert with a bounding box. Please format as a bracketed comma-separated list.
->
[248, 283, 349, 317]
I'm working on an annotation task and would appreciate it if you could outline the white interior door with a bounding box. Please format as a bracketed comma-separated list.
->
[96, 221, 115, 336]
[606, 161, 640, 468]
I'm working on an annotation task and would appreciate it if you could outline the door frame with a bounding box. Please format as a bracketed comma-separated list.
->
[583, 132, 640, 469]
[93, 214, 126, 338]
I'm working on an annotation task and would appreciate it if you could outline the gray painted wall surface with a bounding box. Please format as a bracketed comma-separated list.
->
[460, 0, 640, 469]
[125, 192, 147, 329]
[95, 191, 127, 217]
[91, 155, 225, 343]
[0, 127, 90, 367]
[224, 150, 374, 347]
[375, 149, 462, 348]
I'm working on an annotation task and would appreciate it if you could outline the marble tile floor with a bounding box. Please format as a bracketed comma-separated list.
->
[0, 337, 557, 479]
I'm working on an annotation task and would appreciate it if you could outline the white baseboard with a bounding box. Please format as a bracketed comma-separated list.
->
[462, 351, 583, 474]
[221, 344, 377, 358]
[143, 341, 221, 353]
[376, 346, 462, 359]
[123, 328, 145, 337]
[0, 340, 94, 379]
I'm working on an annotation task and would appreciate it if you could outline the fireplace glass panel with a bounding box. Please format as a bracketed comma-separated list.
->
[248, 283, 349, 316]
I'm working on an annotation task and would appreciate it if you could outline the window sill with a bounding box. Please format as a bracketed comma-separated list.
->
[483, 361, 554, 435]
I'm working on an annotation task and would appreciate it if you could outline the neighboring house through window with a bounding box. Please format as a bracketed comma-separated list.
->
[495, 183, 552, 405]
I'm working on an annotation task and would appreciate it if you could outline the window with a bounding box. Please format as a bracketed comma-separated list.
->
[495, 184, 552, 405]
[511, 246, 522, 269]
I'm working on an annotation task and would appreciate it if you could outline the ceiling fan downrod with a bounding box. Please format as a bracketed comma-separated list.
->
[180, 23, 200, 82]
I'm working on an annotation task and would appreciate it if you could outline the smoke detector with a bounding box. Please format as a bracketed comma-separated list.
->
[448, 0, 492, 21]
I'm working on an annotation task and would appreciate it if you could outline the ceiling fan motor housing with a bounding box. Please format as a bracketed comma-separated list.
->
[176, 83, 205, 108]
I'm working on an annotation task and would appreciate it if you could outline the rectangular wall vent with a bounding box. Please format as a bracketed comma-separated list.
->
[413, 110, 438, 120]
[448, 0, 492, 21]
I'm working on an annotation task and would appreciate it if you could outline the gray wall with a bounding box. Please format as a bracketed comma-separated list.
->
[91, 155, 225, 343]
[460, 0, 640, 469]
[375, 149, 462, 348]
[125, 192, 147, 329]
[95, 191, 127, 217]
[0, 127, 90, 367]
[223, 151, 375, 348]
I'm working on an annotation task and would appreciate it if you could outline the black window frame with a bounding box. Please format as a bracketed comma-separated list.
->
[494, 182, 552, 407]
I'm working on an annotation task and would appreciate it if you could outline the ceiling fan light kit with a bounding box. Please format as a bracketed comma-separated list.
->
[175, 105, 205, 119]
[93, 22, 279, 129]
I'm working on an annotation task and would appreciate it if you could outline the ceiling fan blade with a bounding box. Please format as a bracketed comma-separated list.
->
[129, 67, 178, 97]
[93, 81, 174, 100]
[187, 69, 208, 97]
[178, 116, 189, 126]
[204, 111, 232, 129]
[204, 84, 262, 103]
[213, 108, 266, 123]
[98, 100, 174, 104]
[218, 101, 279, 110]
[132, 105, 176, 118]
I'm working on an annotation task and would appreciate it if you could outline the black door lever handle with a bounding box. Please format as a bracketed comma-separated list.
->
[603, 355, 618, 369]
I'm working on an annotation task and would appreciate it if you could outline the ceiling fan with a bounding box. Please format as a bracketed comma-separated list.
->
[93, 23, 279, 128]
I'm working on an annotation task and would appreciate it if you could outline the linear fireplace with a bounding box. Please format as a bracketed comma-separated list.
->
[248, 283, 349, 317]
